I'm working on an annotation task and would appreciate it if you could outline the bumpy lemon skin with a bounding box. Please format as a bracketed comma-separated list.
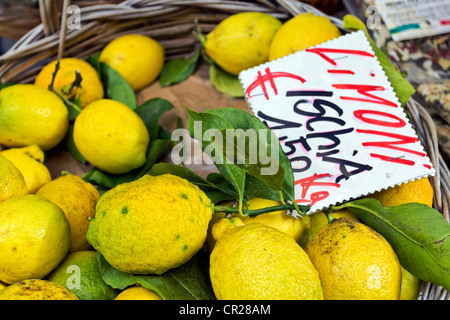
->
[305, 217, 401, 300]
[36, 174, 100, 252]
[86, 174, 213, 275]
[210, 221, 323, 300]
[0, 279, 78, 300]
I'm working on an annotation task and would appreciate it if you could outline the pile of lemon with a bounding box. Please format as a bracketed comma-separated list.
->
[0, 12, 432, 301]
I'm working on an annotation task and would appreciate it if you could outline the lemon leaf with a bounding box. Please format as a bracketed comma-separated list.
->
[187, 108, 247, 212]
[159, 49, 200, 87]
[97, 252, 215, 300]
[99, 62, 136, 110]
[209, 64, 244, 97]
[64, 123, 86, 164]
[135, 97, 174, 140]
[204, 107, 297, 207]
[335, 198, 450, 291]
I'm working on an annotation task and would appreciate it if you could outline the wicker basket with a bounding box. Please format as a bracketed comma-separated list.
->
[0, 0, 448, 300]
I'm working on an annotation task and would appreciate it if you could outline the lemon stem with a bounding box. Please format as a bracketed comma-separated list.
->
[324, 209, 336, 224]
[214, 203, 310, 218]
[48, 60, 83, 114]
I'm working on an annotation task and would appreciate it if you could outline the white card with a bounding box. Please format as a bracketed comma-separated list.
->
[239, 30, 435, 213]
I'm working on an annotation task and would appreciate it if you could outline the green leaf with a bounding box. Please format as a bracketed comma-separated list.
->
[99, 62, 136, 109]
[148, 162, 218, 190]
[342, 14, 415, 107]
[159, 49, 200, 87]
[82, 139, 172, 189]
[87, 52, 101, 73]
[335, 198, 450, 291]
[0, 83, 14, 90]
[64, 123, 86, 164]
[147, 163, 239, 203]
[135, 98, 174, 140]
[97, 252, 215, 300]
[187, 109, 246, 210]
[209, 64, 244, 97]
[205, 108, 294, 202]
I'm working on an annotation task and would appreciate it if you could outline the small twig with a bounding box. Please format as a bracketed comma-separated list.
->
[214, 203, 310, 217]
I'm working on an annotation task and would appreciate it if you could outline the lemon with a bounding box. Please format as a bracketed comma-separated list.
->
[205, 12, 282, 75]
[34, 57, 104, 108]
[0, 282, 7, 290]
[400, 266, 422, 300]
[207, 198, 304, 250]
[367, 177, 434, 208]
[115, 286, 162, 300]
[0, 154, 27, 203]
[86, 174, 213, 275]
[73, 99, 149, 174]
[99, 34, 164, 91]
[0, 194, 70, 284]
[0, 84, 69, 151]
[305, 217, 401, 300]
[210, 218, 323, 300]
[0, 279, 78, 300]
[36, 174, 99, 252]
[47, 251, 119, 300]
[269, 13, 341, 61]
[1, 145, 51, 193]
[298, 208, 359, 248]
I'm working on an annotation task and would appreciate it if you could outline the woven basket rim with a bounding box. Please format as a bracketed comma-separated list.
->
[0, 0, 448, 300]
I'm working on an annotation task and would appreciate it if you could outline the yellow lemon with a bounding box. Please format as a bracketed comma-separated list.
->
[367, 177, 434, 208]
[0, 194, 71, 284]
[298, 208, 359, 248]
[0, 279, 78, 300]
[0, 84, 68, 151]
[1, 145, 51, 193]
[73, 99, 149, 174]
[205, 12, 282, 75]
[115, 286, 162, 300]
[34, 57, 104, 108]
[269, 13, 341, 61]
[0, 282, 7, 290]
[99, 34, 164, 91]
[47, 251, 119, 300]
[305, 217, 401, 300]
[86, 174, 213, 275]
[210, 219, 323, 300]
[0, 154, 27, 203]
[36, 174, 99, 252]
[207, 198, 304, 250]
[400, 266, 423, 300]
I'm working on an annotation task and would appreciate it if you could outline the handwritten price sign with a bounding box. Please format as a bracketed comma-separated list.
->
[239, 30, 435, 213]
